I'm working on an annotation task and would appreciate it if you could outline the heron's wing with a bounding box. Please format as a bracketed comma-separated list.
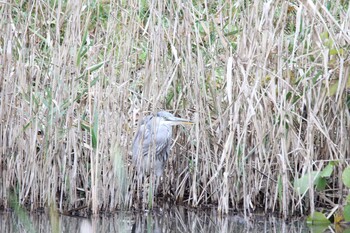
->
[152, 123, 172, 161]
[133, 118, 172, 160]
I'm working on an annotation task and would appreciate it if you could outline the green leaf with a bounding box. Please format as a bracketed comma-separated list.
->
[90, 77, 100, 87]
[86, 61, 106, 72]
[324, 39, 334, 49]
[312, 70, 323, 84]
[320, 31, 329, 40]
[294, 171, 320, 195]
[346, 194, 350, 204]
[224, 29, 240, 36]
[330, 48, 344, 56]
[307, 225, 329, 233]
[321, 163, 334, 178]
[316, 177, 327, 191]
[139, 46, 148, 63]
[286, 91, 292, 101]
[342, 167, 350, 188]
[306, 211, 331, 225]
[278, 175, 283, 204]
[91, 110, 98, 150]
[77, 46, 88, 66]
[344, 205, 350, 222]
[23, 121, 32, 131]
[328, 79, 340, 96]
[77, 16, 90, 66]
[80, 121, 91, 131]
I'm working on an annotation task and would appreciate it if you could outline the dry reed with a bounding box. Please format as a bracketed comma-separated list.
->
[0, 0, 349, 218]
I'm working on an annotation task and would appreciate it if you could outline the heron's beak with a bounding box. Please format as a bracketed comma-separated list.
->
[166, 116, 194, 125]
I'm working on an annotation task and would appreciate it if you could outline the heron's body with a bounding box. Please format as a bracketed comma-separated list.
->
[132, 111, 192, 177]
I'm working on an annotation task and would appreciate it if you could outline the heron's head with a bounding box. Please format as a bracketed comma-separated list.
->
[156, 111, 193, 126]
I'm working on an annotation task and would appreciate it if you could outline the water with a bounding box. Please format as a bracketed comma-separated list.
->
[0, 207, 310, 233]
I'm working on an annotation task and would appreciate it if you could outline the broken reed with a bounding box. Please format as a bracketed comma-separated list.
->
[0, 0, 349, 217]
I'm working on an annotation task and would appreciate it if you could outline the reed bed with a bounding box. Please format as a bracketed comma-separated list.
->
[0, 0, 349, 218]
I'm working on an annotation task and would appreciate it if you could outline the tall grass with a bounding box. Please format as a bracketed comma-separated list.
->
[0, 0, 349, 217]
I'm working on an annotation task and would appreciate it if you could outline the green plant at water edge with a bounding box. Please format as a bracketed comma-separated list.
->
[305, 165, 350, 230]
[294, 162, 335, 196]
[341, 168, 350, 222]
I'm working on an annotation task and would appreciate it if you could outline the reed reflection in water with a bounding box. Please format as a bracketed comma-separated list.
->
[0, 207, 309, 233]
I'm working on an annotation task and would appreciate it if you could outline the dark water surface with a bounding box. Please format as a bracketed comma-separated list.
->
[0, 207, 310, 233]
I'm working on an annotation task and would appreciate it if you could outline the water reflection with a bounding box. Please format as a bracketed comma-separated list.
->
[130, 208, 309, 233]
[0, 207, 310, 233]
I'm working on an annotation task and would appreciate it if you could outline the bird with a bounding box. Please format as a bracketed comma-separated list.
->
[132, 111, 193, 178]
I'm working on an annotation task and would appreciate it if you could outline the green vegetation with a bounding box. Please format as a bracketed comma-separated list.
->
[0, 0, 349, 220]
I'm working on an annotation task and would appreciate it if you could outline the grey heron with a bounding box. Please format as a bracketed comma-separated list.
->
[132, 111, 193, 178]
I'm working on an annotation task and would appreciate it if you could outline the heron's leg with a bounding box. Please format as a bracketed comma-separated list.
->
[161, 176, 167, 197]
[155, 176, 160, 196]
[136, 173, 143, 203]
[142, 175, 149, 209]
